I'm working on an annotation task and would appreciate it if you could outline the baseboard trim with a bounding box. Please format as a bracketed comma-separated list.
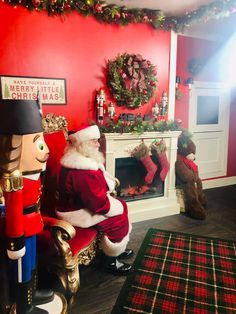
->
[203, 176, 236, 189]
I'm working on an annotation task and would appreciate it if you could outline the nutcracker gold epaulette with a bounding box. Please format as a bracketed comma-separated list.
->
[1, 170, 23, 192]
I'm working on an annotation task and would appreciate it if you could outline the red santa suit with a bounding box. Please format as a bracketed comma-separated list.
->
[56, 149, 132, 257]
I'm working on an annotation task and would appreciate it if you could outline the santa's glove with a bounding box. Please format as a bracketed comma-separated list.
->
[130, 142, 157, 184]
[7, 235, 26, 260]
[56, 208, 107, 228]
[151, 140, 170, 181]
[105, 194, 123, 217]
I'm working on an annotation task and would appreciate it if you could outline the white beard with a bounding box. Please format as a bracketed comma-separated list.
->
[76, 141, 105, 164]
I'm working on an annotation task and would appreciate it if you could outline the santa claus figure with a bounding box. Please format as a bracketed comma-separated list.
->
[56, 125, 133, 275]
[0, 100, 54, 314]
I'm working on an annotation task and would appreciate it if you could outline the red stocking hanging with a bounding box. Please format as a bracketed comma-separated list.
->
[130, 142, 157, 184]
[151, 140, 170, 181]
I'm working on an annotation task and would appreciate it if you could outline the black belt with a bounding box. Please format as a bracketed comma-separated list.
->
[23, 204, 38, 215]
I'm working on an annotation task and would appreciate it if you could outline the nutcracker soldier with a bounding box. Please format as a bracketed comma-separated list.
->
[96, 89, 106, 125]
[160, 91, 168, 116]
[0, 100, 54, 314]
[107, 102, 116, 121]
[151, 102, 160, 121]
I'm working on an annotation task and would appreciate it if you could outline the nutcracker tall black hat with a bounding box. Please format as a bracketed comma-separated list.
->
[0, 99, 43, 135]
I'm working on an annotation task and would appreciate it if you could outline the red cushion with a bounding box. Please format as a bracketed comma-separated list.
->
[41, 131, 67, 217]
[39, 217, 98, 257]
[69, 228, 98, 256]
[44, 131, 67, 176]
[42, 216, 61, 229]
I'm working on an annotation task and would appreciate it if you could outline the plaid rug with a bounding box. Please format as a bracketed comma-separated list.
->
[111, 228, 236, 314]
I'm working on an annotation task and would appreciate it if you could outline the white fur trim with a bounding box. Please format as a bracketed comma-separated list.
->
[186, 153, 196, 161]
[106, 194, 123, 217]
[100, 223, 132, 257]
[7, 247, 26, 260]
[61, 150, 116, 192]
[69, 125, 100, 143]
[56, 209, 107, 228]
[61, 150, 99, 170]
[99, 164, 116, 192]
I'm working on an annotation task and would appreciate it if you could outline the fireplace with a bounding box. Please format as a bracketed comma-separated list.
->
[115, 156, 164, 202]
[101, 131, 181, 223]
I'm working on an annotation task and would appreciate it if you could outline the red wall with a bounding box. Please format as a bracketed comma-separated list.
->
[0, 3, 170, 130]
[1, 5, 235, 178]
[175, 36, 221, 128]
[176, 35, 236, 177]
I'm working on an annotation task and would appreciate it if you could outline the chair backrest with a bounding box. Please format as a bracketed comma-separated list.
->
[41, 113, 68, 217]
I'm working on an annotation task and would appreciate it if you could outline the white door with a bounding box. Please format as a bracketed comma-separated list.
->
[189, 81, 230, 179]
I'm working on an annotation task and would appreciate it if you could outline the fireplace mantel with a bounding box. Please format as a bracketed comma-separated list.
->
[101, 131, 181, 223]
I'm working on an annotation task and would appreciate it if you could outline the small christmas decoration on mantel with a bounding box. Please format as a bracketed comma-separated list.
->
[151, 91, 168, 121]
[159, 90, 168, 116]
[107, 102, 116, 121]
[107, 53, 157, 109]
[151, 102, 160, 121]
[99, 118, 181, 134]
[96, 88, 106, 125]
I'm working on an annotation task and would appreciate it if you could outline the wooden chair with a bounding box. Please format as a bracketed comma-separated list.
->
[38, 113, 99, 299]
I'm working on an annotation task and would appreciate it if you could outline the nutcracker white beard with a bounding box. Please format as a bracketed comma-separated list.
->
[76, 141, 105, 164]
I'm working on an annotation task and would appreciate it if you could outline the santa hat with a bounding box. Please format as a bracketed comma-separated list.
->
[68, 124, 100, 143]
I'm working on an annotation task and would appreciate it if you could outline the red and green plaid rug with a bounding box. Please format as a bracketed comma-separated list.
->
[112, 228, 236, 314]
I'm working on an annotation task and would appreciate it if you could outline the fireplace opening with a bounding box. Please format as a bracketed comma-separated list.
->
[115, 156, 164, 202]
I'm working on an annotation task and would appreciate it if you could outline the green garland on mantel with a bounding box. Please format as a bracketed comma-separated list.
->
[99, 119, 182, 134]
[5, 0, 236, 32]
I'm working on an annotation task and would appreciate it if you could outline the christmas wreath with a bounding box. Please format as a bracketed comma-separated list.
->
[107, 53, 157, 109]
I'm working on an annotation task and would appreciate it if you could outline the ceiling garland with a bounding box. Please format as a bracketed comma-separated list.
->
[5, 0, 236, 31]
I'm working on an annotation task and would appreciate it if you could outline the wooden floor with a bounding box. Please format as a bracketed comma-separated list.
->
[60, 185, 236, 314]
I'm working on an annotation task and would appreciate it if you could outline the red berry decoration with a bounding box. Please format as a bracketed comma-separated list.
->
[33, 0, 40, 6]
[95, 3, 102, 13]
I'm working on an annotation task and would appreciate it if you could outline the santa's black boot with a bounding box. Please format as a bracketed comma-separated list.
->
[118, 249, 134, 259]
[32, 269, 54, 306]
[103, 255, 133, 275]
[16, 281, 49, 314]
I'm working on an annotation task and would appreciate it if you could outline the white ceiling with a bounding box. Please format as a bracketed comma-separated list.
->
[105, 0, 213, 15]
[105, 0, 236, 41]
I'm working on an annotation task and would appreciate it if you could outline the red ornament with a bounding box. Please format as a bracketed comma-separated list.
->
[143, 90, 148, 95]
[142, 15, 149, 22]
[32, 0, 40, 6]
[115, 12, 121, 19]
[95, 3, 102, 13]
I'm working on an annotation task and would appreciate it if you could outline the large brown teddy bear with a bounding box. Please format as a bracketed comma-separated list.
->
[175, 131, 207, 220]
